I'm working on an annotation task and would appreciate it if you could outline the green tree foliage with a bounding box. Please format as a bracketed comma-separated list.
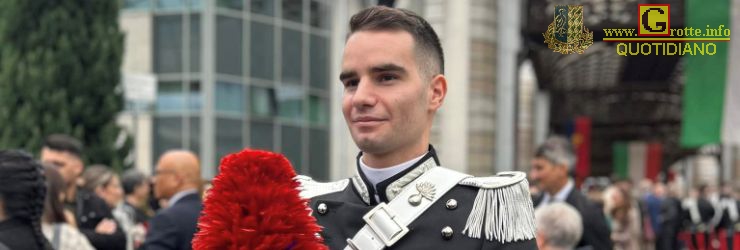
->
[0, 1, 132, 171]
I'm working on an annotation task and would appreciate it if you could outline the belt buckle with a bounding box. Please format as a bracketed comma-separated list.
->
[362, 202, 410, 246]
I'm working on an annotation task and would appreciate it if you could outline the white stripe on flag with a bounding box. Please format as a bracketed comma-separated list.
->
[628, 142, 647, 183]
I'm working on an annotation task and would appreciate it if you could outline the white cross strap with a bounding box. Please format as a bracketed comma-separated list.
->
[344, 167, 470, 250]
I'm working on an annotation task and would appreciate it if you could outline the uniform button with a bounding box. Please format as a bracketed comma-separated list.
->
[89, 212, 96, 217]
[441, 226, 454, 240]
[80, 216, 87, 223]
[445, 199, 458, 210]
[317, 203, 328, 215]
[408, 194, 422, 206]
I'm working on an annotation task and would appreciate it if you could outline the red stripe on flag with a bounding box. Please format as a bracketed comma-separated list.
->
[574, 117, 591, 183]
[645, 143, 662, 181]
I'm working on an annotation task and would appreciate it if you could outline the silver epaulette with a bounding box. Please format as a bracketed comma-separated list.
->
[295, 175, 350, 199]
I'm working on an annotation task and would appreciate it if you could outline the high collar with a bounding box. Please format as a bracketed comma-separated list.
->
[351, 145, 440, 205]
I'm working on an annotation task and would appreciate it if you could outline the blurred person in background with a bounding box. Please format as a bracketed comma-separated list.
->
[40, 134, 84, 224]
[79, 165, 127, 250]
[657, 180, 684, 250]
[118, 168, 152, 249]
[603, 185, 641, 250]
[41, 164, 94, 250]
[642, 181, 665, 249]
[142, 150, 202, 250]
[530, 135, 613, 250]
[535, 203, 583, 250]
[0, 150, 51, 250]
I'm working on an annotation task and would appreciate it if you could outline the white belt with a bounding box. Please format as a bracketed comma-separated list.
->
[344, 167, 470, 250]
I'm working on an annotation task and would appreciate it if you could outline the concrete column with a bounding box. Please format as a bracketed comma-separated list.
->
[494, 0, 522, 171]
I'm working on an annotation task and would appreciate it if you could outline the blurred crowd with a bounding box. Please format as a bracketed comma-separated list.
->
[2, 133, 739, 250]
[531, 136, 740, 250]
[0, 134, 204, 250]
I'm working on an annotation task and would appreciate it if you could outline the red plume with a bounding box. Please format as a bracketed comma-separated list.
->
[192, 149, 327, 250]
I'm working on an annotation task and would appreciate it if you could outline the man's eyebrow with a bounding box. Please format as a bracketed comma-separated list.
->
[339, 71, 357, 82]
[370, 63, 406, 74]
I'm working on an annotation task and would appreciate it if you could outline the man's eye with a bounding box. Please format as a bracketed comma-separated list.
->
[379, 75, 398, 82]
[343, 79, 359, 88]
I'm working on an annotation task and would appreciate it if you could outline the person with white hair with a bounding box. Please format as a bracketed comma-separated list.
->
[535, 203, 583, 250]
[530, 135, 613, 249]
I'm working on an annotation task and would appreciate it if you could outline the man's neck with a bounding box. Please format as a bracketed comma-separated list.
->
[362, 142, 428, 169]
[546, 178, 570, 197]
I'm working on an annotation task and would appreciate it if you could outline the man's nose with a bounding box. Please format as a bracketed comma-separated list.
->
[351, 79, 378, 108]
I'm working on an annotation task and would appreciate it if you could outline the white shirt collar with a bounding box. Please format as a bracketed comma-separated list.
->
[168, 189, 198, 207]
[540, 179, 574, 206]
[359, 152, 427, 192]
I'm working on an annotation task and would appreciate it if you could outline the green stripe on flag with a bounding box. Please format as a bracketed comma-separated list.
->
[681, 0, 731, 147]
[613, 142, 628, 179]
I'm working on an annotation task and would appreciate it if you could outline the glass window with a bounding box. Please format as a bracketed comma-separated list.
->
[216, 118, 244, 164]
[281, 28, 302, 85]
[250, 21, 274, 80]
[282, 0, 303, 23]
[155, 81, 201, 111]
[156, 0, 185, 10]
[250, 86, 277, 117]
[154, 15, 182, 73]
[251, 0, 274, 16]
[281, 125, 303, 171]
[189, 14, 201, 72]
[216, 16, 243, 76]
[188, 116, 201, 156]
[216, 82, 244, 114]
[276, 85, 304, 121]
[308, 95, 328, 125]
[309, 128, 329, 181]
[309, 0, 329, 29]
[153, 116, 183, 166]
[187, 81, 202, 111]
[217, 0, 243, 10]
[156, 81, 184, 112]
[310, 35, 328, 90]
[124, 0, 150, 10]
[250, 120, 274, 150]
[190, 0, 202, 9]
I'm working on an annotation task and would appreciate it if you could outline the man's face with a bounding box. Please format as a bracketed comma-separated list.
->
[153, 163, 179, 200]
[41, 147, 83, 186]
[529, 157, 567, 192]
[340, 30, 442, 155]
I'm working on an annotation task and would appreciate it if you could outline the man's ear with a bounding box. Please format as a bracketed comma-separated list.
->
[429, 74, 447, 111]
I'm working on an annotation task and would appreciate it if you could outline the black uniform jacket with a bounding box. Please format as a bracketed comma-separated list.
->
[298, 146, 538, 250]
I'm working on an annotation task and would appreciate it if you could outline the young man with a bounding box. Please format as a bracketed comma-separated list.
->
[41, 134, 126, 250]
[298, 6, 537, 249]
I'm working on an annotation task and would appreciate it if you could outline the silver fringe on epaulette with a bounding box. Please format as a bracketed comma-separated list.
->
[461, 178, 536, 243]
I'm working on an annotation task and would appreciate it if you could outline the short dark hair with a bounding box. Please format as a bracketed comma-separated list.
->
[121, 169, 147, 195]
[43, 134, 83, 158]
[349, 6, 444, 78]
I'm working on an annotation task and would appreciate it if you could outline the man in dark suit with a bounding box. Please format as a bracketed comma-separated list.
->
[142, 150, 202, 250]
[529, 136, 613, 250]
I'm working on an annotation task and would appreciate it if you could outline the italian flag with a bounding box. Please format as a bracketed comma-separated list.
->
[613, 142, 663, 181]
[681, 0, 740, 146]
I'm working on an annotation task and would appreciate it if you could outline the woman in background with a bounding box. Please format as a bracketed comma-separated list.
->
[41, 164, 94, 250]
[0, 150, 51, 250]
[79, 164, 127, 250]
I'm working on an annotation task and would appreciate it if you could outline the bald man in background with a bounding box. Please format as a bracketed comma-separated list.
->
[142, 150, 202, 250]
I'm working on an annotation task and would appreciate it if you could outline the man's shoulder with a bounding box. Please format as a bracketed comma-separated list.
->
[295, 175, 351, 200]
